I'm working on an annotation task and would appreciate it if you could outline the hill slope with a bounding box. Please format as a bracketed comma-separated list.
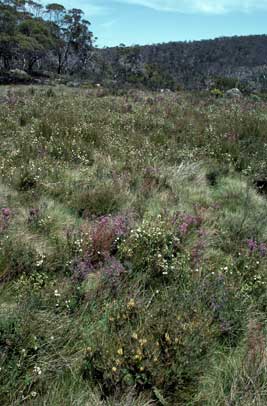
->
[95, 35, 267, 90]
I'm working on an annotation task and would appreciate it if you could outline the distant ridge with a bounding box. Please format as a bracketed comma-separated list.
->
[95, 34, 267, 90]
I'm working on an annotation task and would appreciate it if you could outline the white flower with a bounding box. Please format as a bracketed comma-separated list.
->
[33, 366, 42, 375]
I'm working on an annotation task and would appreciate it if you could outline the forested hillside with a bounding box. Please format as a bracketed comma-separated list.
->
[1, 0, 267, 90]
[99, 36, 267, 91]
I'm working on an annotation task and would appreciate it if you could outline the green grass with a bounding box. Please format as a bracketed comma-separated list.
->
[1, 85, 267, 404]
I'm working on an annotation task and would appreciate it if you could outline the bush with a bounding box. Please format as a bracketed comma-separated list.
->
[210, 88, 224, 98]
[70, 184, 124, 218]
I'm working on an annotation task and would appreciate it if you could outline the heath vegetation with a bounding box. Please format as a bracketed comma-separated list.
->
[1, 85, 267, 405]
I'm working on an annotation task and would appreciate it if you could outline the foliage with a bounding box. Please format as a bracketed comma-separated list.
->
[0, 0, 94, 74]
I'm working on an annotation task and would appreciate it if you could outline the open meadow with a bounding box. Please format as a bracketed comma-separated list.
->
[1, 85, 267, 405]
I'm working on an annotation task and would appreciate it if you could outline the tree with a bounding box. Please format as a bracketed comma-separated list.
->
[57, 8, 93, 73]
[45, 2, 65, 24]
[0, 2, 17, 69]
[45, 5, 94, 74]
[17, 17, 55, 72]
[27, 0, 43, 18]
[0, 0, 95, 75]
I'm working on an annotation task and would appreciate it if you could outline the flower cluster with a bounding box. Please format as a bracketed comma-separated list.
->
[102, 256, 126, 279]
[1, 207, 11, 232]
[91, 214, 129, 257]
[72, 256, 94, 282]
[177, 213, 202, 236]
[247, 239, 267, 257]
[120, 217, 179, 278]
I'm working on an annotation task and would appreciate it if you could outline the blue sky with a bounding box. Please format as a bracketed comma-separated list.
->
[59, 0, 267, 47]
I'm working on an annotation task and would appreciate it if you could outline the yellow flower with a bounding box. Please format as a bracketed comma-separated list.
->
[127, 299, 135, 309]
[112, 367, 117, 372]
[139, 338, 148, 346]
[132, 332, 138, 340]
[165, 333, 171, 343]
[117, 348, 123, 356]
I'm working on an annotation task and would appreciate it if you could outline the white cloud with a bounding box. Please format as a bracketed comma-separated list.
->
[115, 0, 267, 14]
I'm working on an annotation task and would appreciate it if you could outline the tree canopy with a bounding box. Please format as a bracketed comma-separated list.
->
[0, 0, 94, 73]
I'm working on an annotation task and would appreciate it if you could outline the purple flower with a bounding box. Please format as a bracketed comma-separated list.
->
[102, 256, 126, 278]
[179, 222, 189, 235]
[259, 243, 267, 257]
[2, 208, 11, 218]
[247, 239, 257, 253]
[28, 208, 40, 223]
[178, 213, 202, 236]
[72, 256, 94, 282]
[91, 214, 129, 256]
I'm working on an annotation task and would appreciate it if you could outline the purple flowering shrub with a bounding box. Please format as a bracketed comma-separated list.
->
[177, 213, 202, 237]
[71, 255, 94, 283]
[70, 215, 130, 283]
[89, 214, 129, 259]
[247, 239, 267, 257]
[172, 209, 210, 267]
[100, 255, 126, 291]
[0, 207, 11, 233]
[101, 255, 126, 279]
[28, 208, 41, 224]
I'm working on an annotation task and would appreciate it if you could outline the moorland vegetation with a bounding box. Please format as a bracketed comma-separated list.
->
[1, 85, 267, 404]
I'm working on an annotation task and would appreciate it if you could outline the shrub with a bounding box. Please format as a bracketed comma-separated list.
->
[71, 184, 124, 218]
[210, 88, 224, 98]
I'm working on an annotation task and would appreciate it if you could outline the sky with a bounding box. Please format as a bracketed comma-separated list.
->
[59, 0, 267, 47]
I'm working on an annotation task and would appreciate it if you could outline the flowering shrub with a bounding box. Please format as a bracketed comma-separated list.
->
[101, 256, 126, 279]
[119, 216, 180, 281]
[0, 207, 11, 233]
[177, 213, 202, 237]
[247, 239, 267, 257]
[90, 214, 129, 259]
[71, 255, 94, 282]
[82, 284, 217, 397]
[70, 215, 129, 283]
